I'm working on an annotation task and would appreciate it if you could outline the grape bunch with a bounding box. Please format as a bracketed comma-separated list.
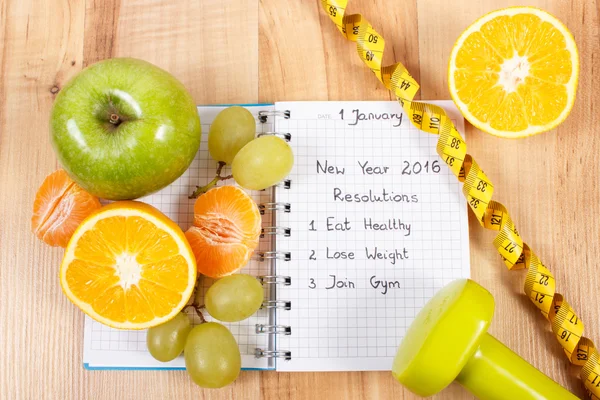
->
[190, 106, 294, 197]
[146, 274, 264, 388]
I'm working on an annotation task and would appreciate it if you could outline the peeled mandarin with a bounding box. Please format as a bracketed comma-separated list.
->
[185, 186, 261, 278]
[31, 169, 101, 247]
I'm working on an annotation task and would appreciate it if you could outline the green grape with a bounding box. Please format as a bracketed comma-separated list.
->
[205, 274, 264, 322]
[146, 312, 192, 362]
[184, 322, 241, 388]
[208, 106, 256, 164]
[231, 136, 294, 190]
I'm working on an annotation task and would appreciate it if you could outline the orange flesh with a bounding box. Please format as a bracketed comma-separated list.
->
[63, 203, 195, 326]
[450, 9, 577, 136]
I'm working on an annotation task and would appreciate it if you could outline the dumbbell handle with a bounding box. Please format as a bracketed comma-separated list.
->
[456, 333, 578, 400]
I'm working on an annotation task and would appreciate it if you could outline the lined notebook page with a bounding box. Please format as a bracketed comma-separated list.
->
[274, 101, 470, 371]
[83, 105, 276, 370]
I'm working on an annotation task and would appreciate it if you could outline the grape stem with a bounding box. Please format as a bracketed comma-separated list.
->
[184, 277, 207, 323]
[189, 161, 233, 198]
[183, 303, 206, 323]
[193, 306, 207, 324]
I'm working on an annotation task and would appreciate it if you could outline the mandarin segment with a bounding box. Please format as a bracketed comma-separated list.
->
[186, 226, 254, 278]
[193, 215, 247, 244]
[33, 170, 73, 213]
[32, 170, 74, 240]
[31, 169, 101, 247]
[60, 201, 196, 329]
[193, 186, 262, 237]
[186, 186, 261, 278]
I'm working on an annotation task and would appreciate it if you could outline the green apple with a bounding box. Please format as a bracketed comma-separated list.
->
[50, 58, 201, 200]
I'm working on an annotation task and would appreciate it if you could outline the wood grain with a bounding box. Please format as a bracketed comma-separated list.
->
[258, 0, 420, 102]
[83, 0, 122, 65]
[1, 0, 599, 399]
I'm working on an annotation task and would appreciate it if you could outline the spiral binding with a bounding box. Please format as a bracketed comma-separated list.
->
[255, 348, 292, 360]
[258, 275, 292, 286]
[275, 179, 292, 189]
[258, 110, 291, 123]
[261, 226, 291, 238]
[257, 108, 293, 362]
[261, 181, 291, 192]
[262, 300, 292, 310]
[257, 132, 292, 142]
[256, 324, 292, 335]
[258, 202, 291, 214]
[254, 251, 292, 261]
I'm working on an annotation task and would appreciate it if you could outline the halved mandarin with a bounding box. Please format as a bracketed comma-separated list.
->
[185, 186, 261, 278]
[32, 169, 101, 247]
[60, 201, 197, 329]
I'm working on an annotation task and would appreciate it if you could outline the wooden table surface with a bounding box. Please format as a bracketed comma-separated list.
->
[1, 0, 599, 399]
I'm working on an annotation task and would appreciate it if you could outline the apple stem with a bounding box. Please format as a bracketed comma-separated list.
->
[189, 161, 234, 198]
[109, 113, 121, 125]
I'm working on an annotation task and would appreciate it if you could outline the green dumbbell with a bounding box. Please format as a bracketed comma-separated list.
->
[392, 279, 579, 399]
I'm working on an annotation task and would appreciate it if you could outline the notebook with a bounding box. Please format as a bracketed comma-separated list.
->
[83, 101, 470, 372]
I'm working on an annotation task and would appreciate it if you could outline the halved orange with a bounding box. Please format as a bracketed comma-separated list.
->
[448, 7, 579, 137]
[60, 201, 197, 329]
[185, 186, 261, 278]
[32, 169, 101, 247]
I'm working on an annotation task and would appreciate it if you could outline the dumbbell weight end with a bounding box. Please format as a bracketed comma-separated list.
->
[392, 279, 578, 400]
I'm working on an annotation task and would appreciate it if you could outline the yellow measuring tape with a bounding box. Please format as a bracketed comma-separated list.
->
[320, 1, 599, 398]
